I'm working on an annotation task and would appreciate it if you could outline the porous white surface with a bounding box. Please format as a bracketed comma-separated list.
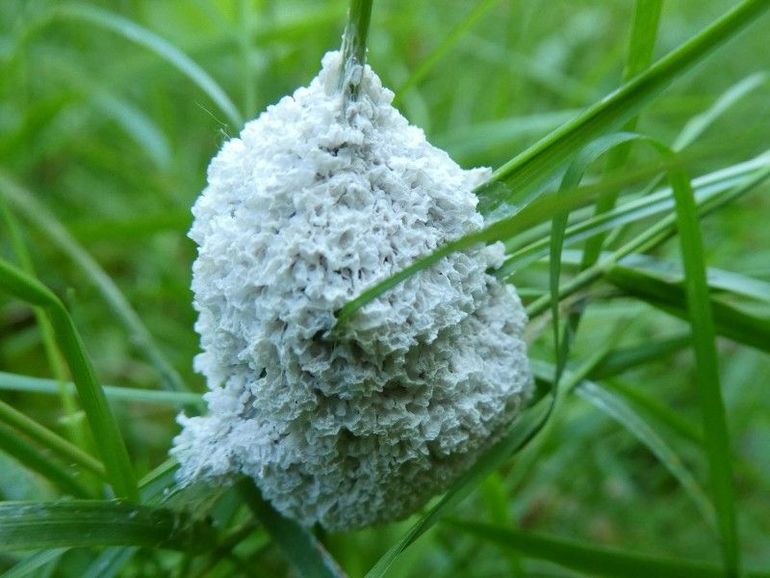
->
[172, 51, 532, 531]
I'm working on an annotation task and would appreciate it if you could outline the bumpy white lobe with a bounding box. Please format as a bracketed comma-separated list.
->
[172, 51, 532, 531]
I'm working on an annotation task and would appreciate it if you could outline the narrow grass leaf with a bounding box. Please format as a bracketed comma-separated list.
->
[0, 372, 204, 408]
[0, 422, 92, 498]
[55, 3, 243, 128]
[475, 0, 770, 210]
[0, 501, 215, 552]
[238, 479, 346, 578]
[0, 399, 105, 478]
[608, 265, 770, 354]
[0, 258, 138, 501]
[0, 170, 189, 393]
[447, 521, 770, 578]
[668, 160, 740, 572]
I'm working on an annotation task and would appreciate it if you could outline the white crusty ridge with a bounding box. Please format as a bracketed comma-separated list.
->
[172, 51, 532, 531]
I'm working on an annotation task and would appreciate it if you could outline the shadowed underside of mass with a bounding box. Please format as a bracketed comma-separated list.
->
[172, 50, 532, 531]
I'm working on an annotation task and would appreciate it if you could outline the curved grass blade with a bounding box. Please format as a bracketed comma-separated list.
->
[0, 170, 189, 393]
[55, 3, 243, 128]
[447, 521, 770, 578]
[475, 0, 770, 210]
[0, 422, 93, 498]
[0, 501, 215, 552]
[238, 479, 347, 578]
[0, 258, 138, 501]
[0, 372, 204, 408]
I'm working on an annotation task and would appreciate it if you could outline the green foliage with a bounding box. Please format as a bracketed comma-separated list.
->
[1, 0, 769, 576]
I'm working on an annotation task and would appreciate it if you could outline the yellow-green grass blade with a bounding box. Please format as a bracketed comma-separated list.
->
[0, 501, 215, 552]
[447, 521, 770, 578]
[475, 0, 770, 211]
[0, 259, 138, 501]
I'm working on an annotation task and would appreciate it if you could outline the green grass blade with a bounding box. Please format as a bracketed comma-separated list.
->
[55, 3, 243, 128]
[579, 0, 662, 268]
[624, 0, 663, 80]
[576, 380, 715, 528]
[447, 521, 770, 578]
[337, 163, 664, 327]
[590, 332, 691, 380]
[668, 161, 740, 572]
[0, 501, 215, 552]
[365, 400, 551, 578]
[475, 0, 770, 209]
[1, 549, 67, 578]
[0, 399, 105, 479]
[596, 377, 703, 445]
[237, 479, 346, 578]
[607, 265, 770, 354]
[0, 422, 93, 498]
[0, 170, 189, 393]
[0, 372, 204, 408]
[503, 153, 770, 274]
[0, 258, 138, 501]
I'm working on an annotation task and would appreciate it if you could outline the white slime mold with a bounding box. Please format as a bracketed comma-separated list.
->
[172, 51, 532, 531]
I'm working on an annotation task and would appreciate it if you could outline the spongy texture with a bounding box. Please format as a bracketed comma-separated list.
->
[172, 51, 532, 531]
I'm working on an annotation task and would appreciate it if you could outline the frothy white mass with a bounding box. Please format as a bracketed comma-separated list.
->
[172, 51, 532, 531]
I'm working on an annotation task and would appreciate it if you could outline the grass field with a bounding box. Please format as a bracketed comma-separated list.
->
[1, 0, 769, 576]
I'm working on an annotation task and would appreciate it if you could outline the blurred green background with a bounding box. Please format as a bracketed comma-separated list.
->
[1, 1, 769, 576]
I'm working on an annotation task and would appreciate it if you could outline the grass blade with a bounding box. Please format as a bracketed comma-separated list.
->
[607, 265, 770, 354]
[55, 3, 243, 128]
[0, 399, 105, 479]
[0, 258, 138, 501]
[0, 501, 215, 552]
[238, 479, 346, 578]
[0, 422, 92, 498]
[668, 160, 740, 573]
[0, 372, 204, 408]
[475, 0, 770, 209]
[447, 521, 770, 578]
